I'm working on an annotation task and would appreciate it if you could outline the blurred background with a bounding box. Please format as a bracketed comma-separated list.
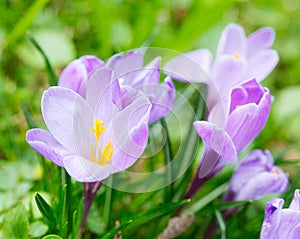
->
[0, 0, 299, 238]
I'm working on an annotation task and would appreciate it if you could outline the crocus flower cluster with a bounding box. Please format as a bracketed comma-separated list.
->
[260, 189, 300, 239]
[223, 150, 289, 202]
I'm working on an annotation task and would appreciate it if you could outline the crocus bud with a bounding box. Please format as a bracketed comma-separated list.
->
[260, 189, 300, 239]
[223, 150, 289, 202]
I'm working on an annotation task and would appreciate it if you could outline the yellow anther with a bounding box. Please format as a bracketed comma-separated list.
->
[91, 120, 106, 142]
[89, 119, 114, 166]
[98, 142, 114, 166]
[233, 53, 241, 59]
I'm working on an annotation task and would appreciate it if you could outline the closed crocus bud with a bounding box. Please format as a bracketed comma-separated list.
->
[223, 150, 289, 202]
[58, 55, 104, 95]
[260, 189, 300, 239]
[194, 79, 272, 177]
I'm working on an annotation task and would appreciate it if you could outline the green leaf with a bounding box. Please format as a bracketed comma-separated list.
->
[27, 35, 57, 86]
[2, 204, 29, 239]
[217, 200, 253, 210]
[214, 208, 226, 239]
[100, 220, 133, 239]
[86, 205, 106, 235]
[35, 193, 57, 232]
[184, 183, 228, 214]
[129, 199, 191, 229]
[42, 235, 63, 239]
[29, 221, 49, 238]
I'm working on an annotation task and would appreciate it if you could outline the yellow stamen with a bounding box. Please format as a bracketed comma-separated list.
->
[90, 120, 106, 142]
[233, 53, 241, 59]
[98, 142, 114, 166]
[89, 120, 114, 166]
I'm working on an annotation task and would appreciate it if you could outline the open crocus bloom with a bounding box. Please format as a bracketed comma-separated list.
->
[164, 23, 278, 108]
[26, 67, 152, 182]
[223, 150, 289, 202]
[193, 79, 272, 177]
[58, 50, 175, 124]
[260, 189, 300, 239]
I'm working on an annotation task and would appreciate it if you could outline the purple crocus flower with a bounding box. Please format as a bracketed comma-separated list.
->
[260, 189, 300, 239]
[193, 78, 272, 178]
[26, 67, 152, 182]
[58, 55, 104, 96]
[164, 23, 278, 108]
[223, 150, 289, 202]
[106, 50, 175, 124]
[58, 51, 175, 124]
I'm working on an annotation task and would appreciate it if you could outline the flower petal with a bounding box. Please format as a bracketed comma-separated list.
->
[63, 155, 116, 182]
[26, 129, 70, 167]
[216, 23, 247, 57]
[226, 91, 271, 151]
[106, 96, 151, 170]
[106, 50, 144, 80]
[247, 27, 275, 57]
[148, 76, 175, 124]
[194, 121, 237, 177]
[244, 49, 279, 82]
[163, 49, 212, 83]
[289, 189, 300, 210]
[42, 86, 85, 153]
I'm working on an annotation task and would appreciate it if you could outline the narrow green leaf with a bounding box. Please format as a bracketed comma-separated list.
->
[35, 193, 57, 231]
[129, 199, 191, 229]
[161, 118, 174, 202]
[27, 34, 57, 86]
[2, 204, 29, 239]
[184, 183, 228, 214]
[214, 208, 226, 239]
[218, 200, 253, 210]
[21, 101, 37, 128]
[100, 220, 133, 239]
[103, 178, 114, 229]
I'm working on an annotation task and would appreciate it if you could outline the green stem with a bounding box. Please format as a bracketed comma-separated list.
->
[161, 118, 174, 203]
[103, 177, 114, 230]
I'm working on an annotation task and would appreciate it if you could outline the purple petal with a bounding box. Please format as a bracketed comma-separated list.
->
[163, 49, 212, 83]
[194, 121, 237, 177]
[63, 155, 116, 182]
[243, 49, 279, 82]
[106, 50, 144, 80]
[58, 56, 104, 94]
[148, 76, 175, 124]
[247, 27, 275, 57]
[226, 90, 271, 152]
[106, 96, 151, 170]
[216, 23, 247, 57]
[235, 168, 289, 201]
[58, 59, 88, 93]
[42, 86, 84, 153]
[272, 210, 300, 239]
[26, 129, 70, 167]
[289, 189, 300, 210]
[260, 198, 284, 239]
[227, 150, 274, 193]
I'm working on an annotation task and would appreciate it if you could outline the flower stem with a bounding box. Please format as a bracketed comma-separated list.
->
[80, 181, 103, 229]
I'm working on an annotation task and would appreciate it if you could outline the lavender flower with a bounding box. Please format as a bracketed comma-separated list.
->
[260, 189, 300, 239]
[193, 79, 272, 178]
[26, 67, 151, 182]
[58, 51, 175, 124]
[223, 150, 289, 202]
[164, 23, 278, 108]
